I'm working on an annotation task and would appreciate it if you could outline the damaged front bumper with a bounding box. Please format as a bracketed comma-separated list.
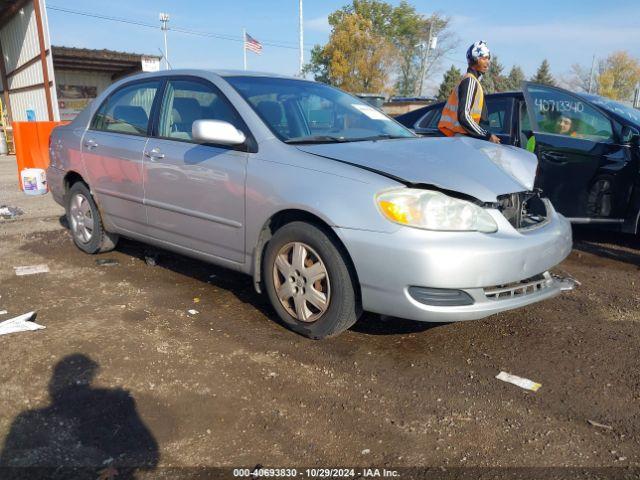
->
[335, 204, 575, 323]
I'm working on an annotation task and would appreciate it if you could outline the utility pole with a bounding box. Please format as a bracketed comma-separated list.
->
[588, 54, 596, 94]
[417, 22, 435, 96]
[298, 0, 304, 76]
[159, 13, 170, 70]
[243, 27, 247, 71]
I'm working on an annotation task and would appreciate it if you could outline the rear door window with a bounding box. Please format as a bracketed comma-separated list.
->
[486, 98, 512, 134]
[416, 110, 435, 129]
[91, 80, 160, 135]
[427, 109, 443, 128]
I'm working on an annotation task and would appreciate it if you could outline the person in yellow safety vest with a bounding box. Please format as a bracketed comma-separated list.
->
[438, 41, 501, 144]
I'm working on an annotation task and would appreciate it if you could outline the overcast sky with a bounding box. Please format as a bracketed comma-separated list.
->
[46, 0, 640, 94]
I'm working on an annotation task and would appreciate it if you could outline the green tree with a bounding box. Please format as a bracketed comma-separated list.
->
[302, 45, 330, 84]
[482, 55, 507, 93]
[436, 64, 461, 101]
[531, 59, 555, 86]
[391, 1, 428, 95]
[505, 65, 525, 91]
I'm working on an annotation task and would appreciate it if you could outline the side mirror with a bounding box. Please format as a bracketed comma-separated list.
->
[192, 119, 246, 146]
[621, 125, 640, 146]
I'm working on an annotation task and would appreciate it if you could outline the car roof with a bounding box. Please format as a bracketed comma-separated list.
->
[114, 68, 314, 86]
[212, 69, 302, 80]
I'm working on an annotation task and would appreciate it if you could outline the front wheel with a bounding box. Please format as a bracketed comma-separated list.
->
[263, 222, 361, 339]
[66, 182, 118, 254]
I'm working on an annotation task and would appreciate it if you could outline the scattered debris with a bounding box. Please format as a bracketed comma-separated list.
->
[14, 264, 50, 276]
[251, 465, 263, 476]
[193, 297, 200, 303]
[144, 252, 159, 266]
[208, 274, 217, 279]
[96, 258, 119, 267]
[361, 449, 371, 455]
[0, 310, 7, 315]
[0, 312, 45, 336]
[188, 309, 199, 315]
[0, 205, 24, 219]
[588, 419, 613, 430]
[496, 371, 541, 392]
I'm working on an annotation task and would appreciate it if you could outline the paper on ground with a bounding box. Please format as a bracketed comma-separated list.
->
[496, 371, 541, 392]
[0, 312, 45, 336]
[14, 264, 49, 276]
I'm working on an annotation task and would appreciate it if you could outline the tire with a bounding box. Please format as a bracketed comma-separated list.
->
[262, 221, 361, 339]
[66, 182, 118, 254]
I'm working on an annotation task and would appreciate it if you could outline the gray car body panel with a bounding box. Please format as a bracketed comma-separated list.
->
[48, 69, 573, 323]
[295, 136, 538, 203]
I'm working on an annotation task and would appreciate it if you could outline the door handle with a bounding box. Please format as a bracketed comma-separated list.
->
[541, 152, 568, 164]
[84, 139, 98, 150]
[144, 148, 165, 161]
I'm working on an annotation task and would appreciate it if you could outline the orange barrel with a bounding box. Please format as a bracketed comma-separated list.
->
[13, 121, 67, 190]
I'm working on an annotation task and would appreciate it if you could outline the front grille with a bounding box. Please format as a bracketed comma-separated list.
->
[484, 272, 553, 300]
[497, 191, 547, 230]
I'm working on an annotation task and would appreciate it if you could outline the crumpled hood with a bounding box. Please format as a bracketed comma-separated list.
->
[296, 136, 538, 202]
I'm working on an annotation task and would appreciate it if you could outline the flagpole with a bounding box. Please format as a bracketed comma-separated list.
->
[298, 0, 304, 75]
[243, 27, 247, 71]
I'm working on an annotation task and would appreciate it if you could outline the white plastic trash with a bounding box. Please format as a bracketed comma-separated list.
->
[21, 168, 48, 195]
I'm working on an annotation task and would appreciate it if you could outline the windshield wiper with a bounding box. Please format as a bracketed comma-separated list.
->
[285, 135, 347, 144]
[348, 134, 410, 142]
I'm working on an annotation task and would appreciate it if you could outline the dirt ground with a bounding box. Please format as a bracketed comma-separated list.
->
[1, 155, 639, 478]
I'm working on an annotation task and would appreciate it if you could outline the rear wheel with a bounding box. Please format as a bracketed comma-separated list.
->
[263, 222, 361, 339]
[66, 182, 118, 253]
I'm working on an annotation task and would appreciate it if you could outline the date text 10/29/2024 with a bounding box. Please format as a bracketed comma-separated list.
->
[233, 468, 401, 478]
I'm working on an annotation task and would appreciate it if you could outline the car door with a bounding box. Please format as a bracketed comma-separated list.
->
[523, 82, 631, 221]
[82, 79, 161, 233]
[143, 77, 249, 263]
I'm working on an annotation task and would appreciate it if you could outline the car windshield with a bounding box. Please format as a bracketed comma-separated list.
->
[580, 94, 640, 126]
[225, 76, 415, 143]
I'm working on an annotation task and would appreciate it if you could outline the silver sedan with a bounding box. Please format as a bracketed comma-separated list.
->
[47, 70, 574, 339]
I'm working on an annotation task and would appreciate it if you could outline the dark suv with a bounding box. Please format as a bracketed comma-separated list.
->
[396, 82, 640, 235]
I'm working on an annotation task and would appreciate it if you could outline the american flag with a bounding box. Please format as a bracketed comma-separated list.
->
[244, 33, 263, 55]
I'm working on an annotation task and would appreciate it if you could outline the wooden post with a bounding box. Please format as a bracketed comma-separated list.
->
[32, 0, 53, 121]
[0, 38, 12, 124]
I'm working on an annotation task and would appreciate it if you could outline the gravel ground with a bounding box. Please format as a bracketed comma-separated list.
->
[0, 155, 639, 479]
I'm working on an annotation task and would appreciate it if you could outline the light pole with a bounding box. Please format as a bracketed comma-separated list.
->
[159, 12, 170, 70]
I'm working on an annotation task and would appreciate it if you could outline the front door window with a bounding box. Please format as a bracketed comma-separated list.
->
[524, 84, 613, 142]
[157, 79, 244, 142]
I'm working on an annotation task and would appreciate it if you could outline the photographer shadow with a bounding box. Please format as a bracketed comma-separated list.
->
[0, 354, 158, 479]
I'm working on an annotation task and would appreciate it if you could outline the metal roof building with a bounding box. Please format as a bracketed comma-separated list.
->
[52, 46, 160, 120]
[0, 0, 57, 122]
[0, 1, 161, 123]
